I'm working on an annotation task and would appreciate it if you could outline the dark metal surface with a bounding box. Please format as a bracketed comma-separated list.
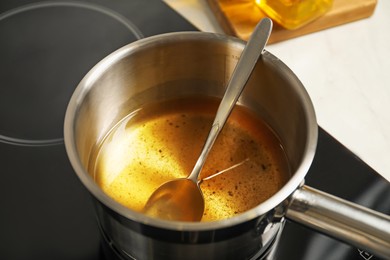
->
[0, 0, 388, 259]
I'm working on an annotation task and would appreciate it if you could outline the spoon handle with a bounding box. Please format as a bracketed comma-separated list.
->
[188, 18, 273, 183]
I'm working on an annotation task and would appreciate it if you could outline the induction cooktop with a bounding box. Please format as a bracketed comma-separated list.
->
[0, 1, 388, 259]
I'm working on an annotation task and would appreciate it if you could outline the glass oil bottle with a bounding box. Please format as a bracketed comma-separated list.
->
[255, 0, 333, 29]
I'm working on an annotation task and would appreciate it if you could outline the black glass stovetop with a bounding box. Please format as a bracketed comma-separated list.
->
[0, 1, 389, 259]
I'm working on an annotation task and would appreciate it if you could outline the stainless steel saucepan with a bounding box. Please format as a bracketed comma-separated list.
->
[64, 32, 390, 259]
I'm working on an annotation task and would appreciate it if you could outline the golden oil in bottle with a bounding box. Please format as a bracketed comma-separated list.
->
[255, 0, 333, 30]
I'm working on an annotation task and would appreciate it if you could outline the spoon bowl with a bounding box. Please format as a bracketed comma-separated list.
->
[143, 179, 204, 221]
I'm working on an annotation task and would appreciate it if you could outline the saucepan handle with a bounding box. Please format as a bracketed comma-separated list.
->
[285, 185, 390, 259]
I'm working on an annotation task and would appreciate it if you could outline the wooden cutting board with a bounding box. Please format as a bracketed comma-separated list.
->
[207, 0, 377, 44]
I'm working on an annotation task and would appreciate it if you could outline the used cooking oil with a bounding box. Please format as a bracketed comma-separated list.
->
[93, 97, 290, 221]
[255, 0, 333, 30]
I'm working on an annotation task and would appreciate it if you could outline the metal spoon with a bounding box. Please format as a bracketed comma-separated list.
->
[143, 18, 273, 222]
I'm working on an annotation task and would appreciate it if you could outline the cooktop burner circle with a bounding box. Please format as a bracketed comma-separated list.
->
[0, 1, 143, 146]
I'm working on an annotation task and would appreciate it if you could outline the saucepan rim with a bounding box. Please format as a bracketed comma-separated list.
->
[64, 31, 318, 231]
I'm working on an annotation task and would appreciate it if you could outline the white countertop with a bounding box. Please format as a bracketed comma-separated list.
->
[164, 0, 390, 182]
